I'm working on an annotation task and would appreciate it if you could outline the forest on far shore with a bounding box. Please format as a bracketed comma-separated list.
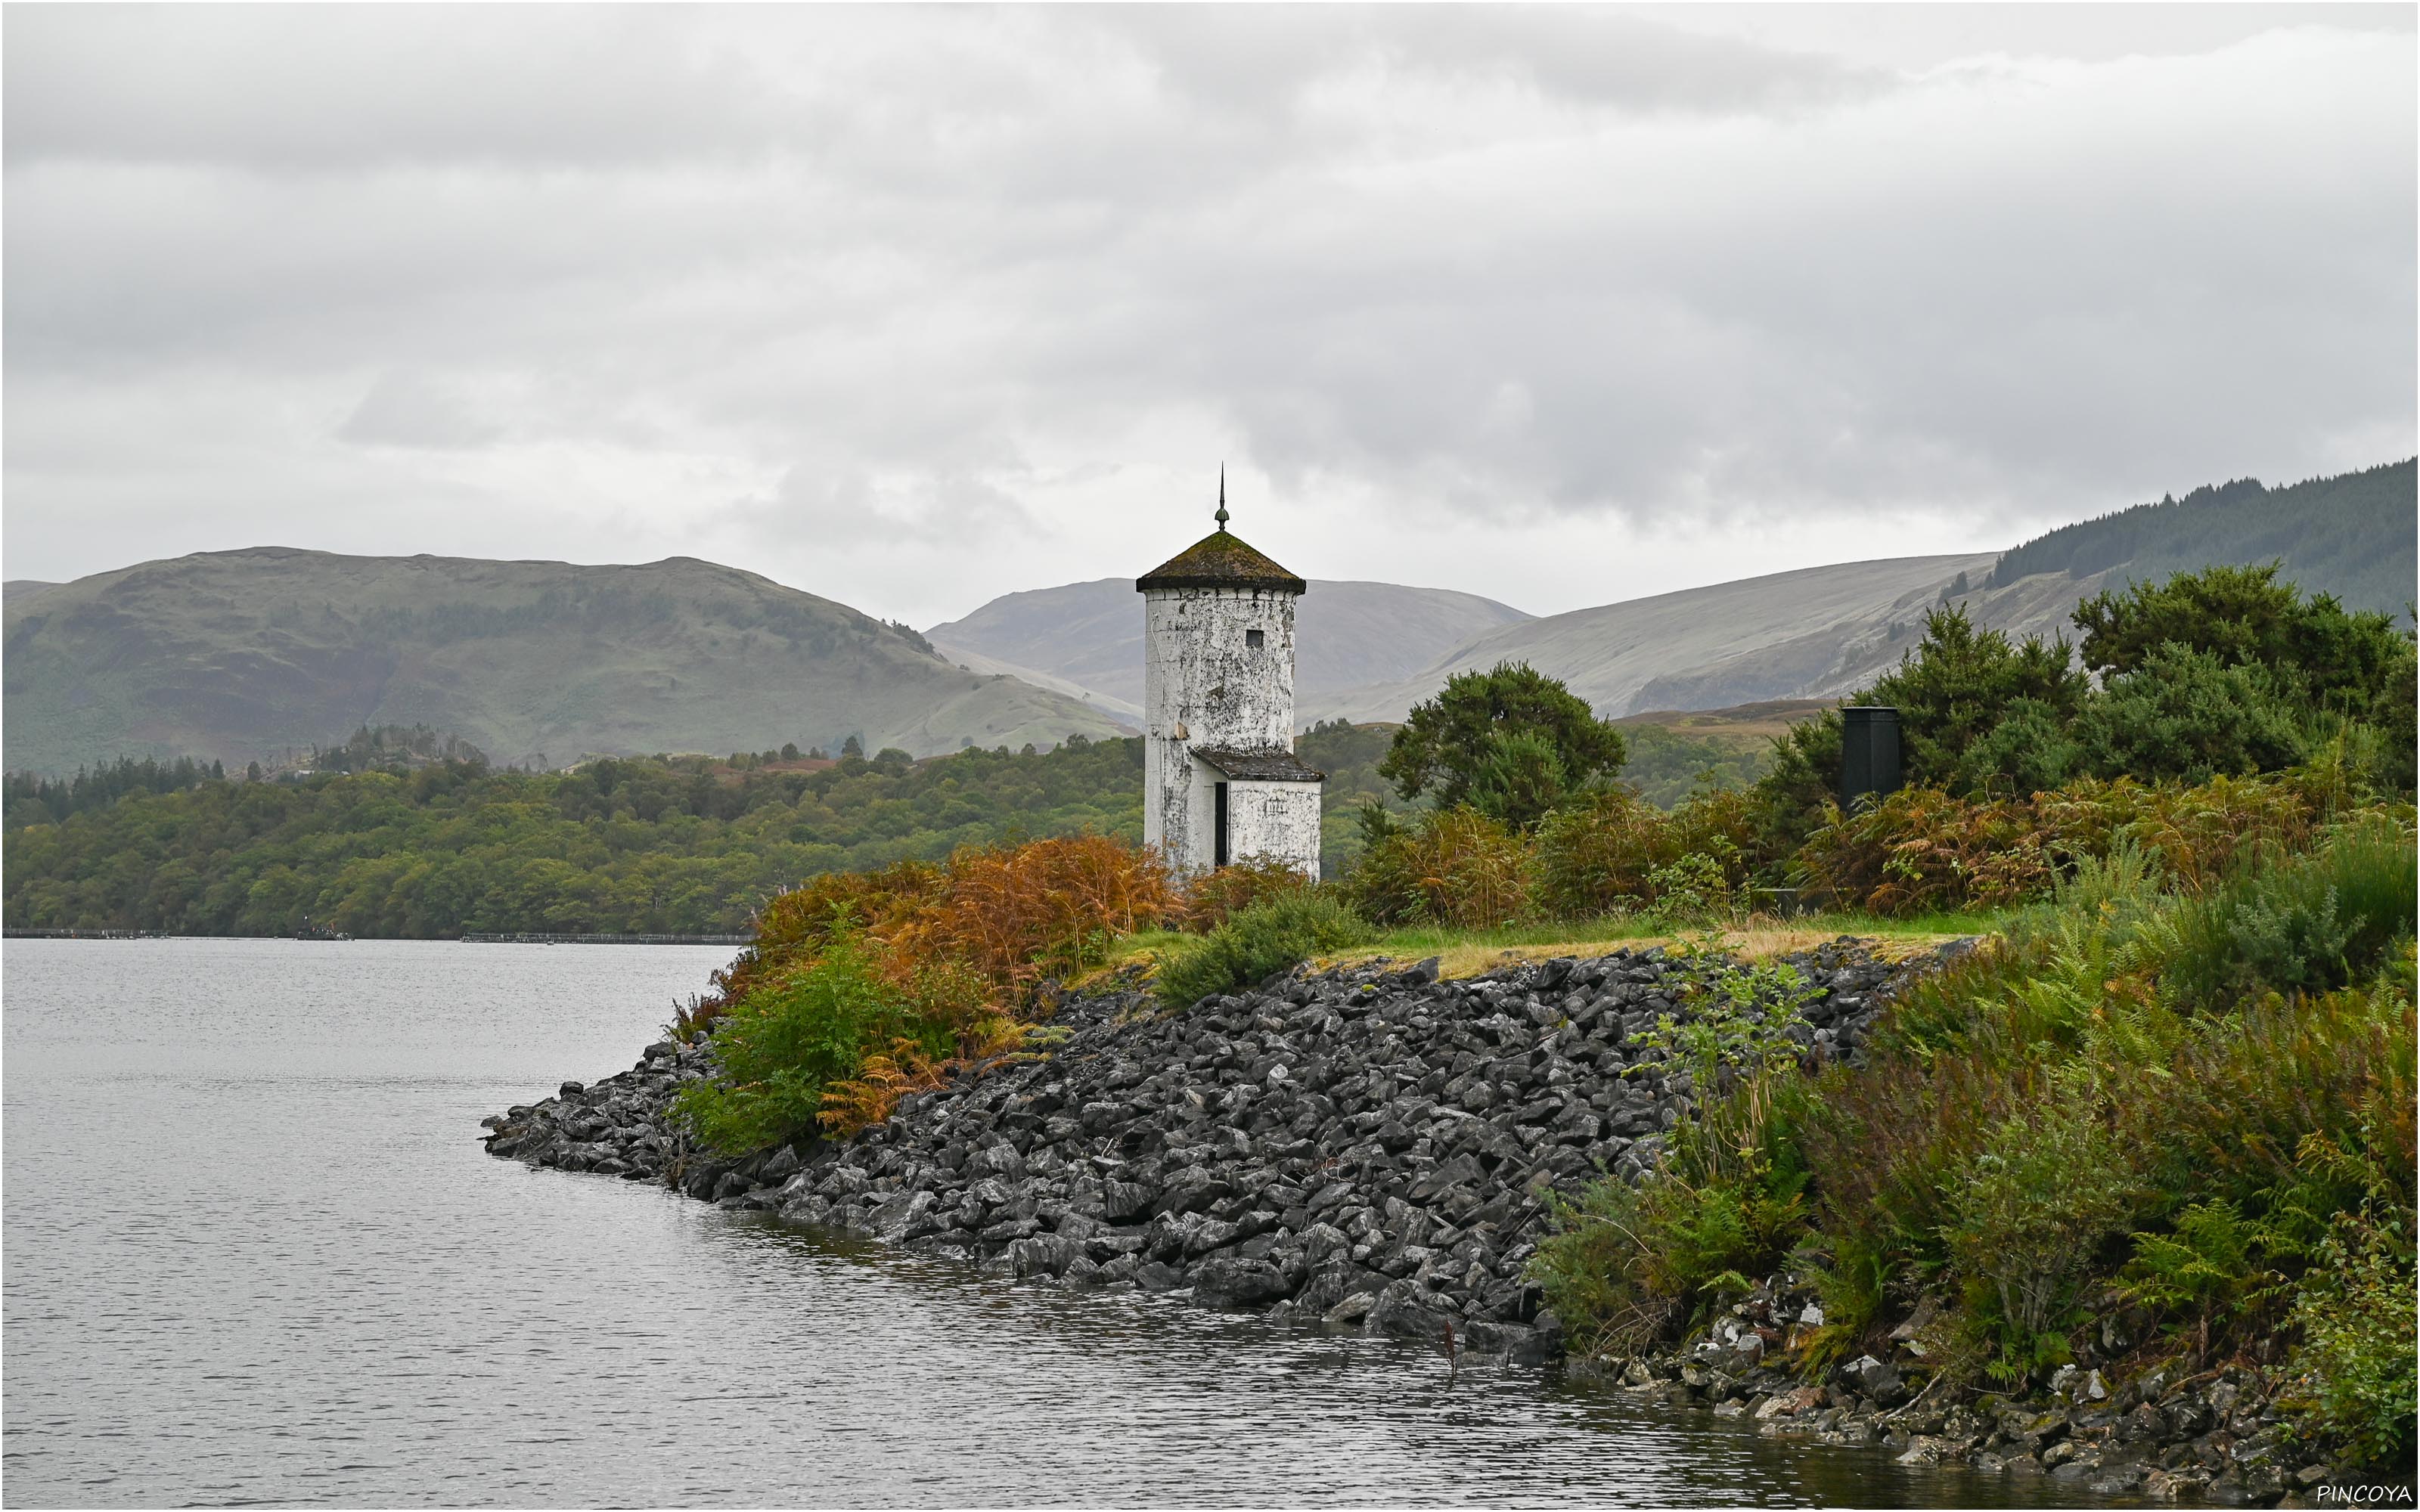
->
[1, 703, 1762, 940]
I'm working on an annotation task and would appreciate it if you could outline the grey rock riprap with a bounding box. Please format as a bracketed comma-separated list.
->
[483, 938, 1925, 1363]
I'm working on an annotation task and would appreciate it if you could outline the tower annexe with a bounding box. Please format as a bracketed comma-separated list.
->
[1135, 488, 1324, 878]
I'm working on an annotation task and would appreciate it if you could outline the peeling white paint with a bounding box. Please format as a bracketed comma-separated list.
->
[1216, 776, 1323, 872]
[1141, 584, 1322, 878]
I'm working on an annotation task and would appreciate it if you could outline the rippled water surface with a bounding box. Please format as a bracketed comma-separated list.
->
[5, 939, 2102, 1507]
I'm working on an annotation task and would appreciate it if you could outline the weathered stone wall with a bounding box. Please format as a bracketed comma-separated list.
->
[1221, 778, 1322, 877]
[1141, 584, 1311, 874]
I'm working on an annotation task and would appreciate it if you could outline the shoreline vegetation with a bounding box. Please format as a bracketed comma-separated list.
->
[482, 563, 2411, 1503]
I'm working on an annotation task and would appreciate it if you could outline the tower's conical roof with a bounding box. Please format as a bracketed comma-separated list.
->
[1135, 528, 1307, 594]
[1137, 472, 1305, 593]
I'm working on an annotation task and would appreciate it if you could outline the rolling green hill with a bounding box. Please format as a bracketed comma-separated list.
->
[2, 548, 1131, 776]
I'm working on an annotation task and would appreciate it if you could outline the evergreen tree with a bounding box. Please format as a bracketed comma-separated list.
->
[1378, 662, 1624, 829]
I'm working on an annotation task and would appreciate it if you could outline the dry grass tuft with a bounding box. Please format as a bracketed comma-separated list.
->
[1322, 926, 1968, 981]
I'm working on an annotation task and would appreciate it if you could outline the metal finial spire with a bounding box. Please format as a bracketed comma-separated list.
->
[1215, 465, 1229, 531]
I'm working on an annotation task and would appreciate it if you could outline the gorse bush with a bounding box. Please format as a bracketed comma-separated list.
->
[1153, 889, 1373, 1009]
[2167, 813, 2417, 1007]
[2074, 643, 2309, 785]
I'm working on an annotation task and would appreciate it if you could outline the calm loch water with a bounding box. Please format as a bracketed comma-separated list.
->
[3, 938, 2102, 1507]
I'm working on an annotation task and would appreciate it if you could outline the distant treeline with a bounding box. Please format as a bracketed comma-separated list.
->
[5, 755, 228, 827]
[2, 736, 1141, 937]
[0, 725, 1416, 938]
[1617, 723, 1773, 807]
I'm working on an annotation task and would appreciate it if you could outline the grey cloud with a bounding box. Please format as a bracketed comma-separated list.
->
[338, 370, 507, 450]
[2, 8, 777, 171]
[728, 463, 1041, 550]
[2, 7, 2411, 613]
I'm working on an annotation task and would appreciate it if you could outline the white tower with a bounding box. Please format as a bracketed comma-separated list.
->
[1136, 478, 1324, 878]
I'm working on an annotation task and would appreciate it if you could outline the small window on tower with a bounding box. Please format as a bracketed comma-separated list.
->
[1246, 628, 1264, 649]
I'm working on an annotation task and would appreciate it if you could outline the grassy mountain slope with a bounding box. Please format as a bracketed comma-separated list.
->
[1311, 460, 2415, 723]
[927, 576, 1533, 709]
[1309, 553, 1999, 723]
[2, 548, 1130, 776]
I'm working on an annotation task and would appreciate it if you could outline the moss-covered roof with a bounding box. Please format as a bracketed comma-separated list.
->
[1193, 745, 1324, 782]
[1135, 529, 1308, 595]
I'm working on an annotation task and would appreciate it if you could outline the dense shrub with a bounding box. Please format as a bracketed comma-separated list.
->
[1528, 786, 1758, 919]
[674, 934, 1004, 1152]
[2074, 562, 2411, 709]
[2030, 772, 2324, 893]
[1793, 786, 2054, 915]
[2074, 643, 2309, 784]
[1153, 890, 1373, 1009]
[2166, 813, 2417, 1005]
[697, 835, 1178, 1030]
[706, 859, 947, 1014]
[677, 835, 1179, 1145]
[888, 834, 1180, 992]
[1795, 770, 2332, 916]
[1344, 805, 1531, 928]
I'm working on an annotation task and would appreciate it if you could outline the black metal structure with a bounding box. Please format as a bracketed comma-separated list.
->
[1841, 705, 1903, 810]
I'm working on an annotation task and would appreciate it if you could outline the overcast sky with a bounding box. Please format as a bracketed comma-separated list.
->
[5, 5, 2413, 625]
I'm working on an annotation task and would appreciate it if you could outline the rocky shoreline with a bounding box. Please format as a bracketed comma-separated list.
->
[1584, 1273, 2331, 1507]
[486, 941, 1911, 1355]
[480, 940, 2369, 1506]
